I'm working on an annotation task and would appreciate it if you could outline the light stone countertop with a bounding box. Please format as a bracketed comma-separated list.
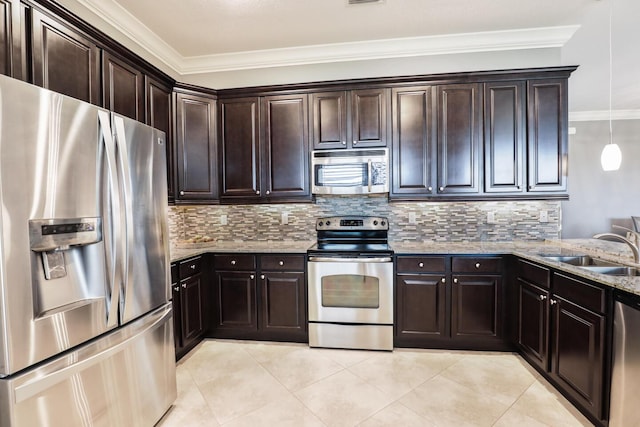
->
[170, 238, 640, 297]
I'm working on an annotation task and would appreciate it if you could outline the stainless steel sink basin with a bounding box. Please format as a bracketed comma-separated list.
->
[540, 254, 619, 267]
[578, 266, 640, 276]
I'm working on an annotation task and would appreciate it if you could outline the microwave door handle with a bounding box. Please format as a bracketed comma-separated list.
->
[367, 159, 372, 192]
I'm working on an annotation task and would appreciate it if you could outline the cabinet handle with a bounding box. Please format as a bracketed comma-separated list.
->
[353, 140, 358, 146]
[190, 264, 196, 270]
[266, 190, 270, 195]
[279, 260, 284, 266]
[539, 295, 547, 301]
[439, 186, 444, 192]
[260, 274, 265, 280]
[180, 190, 185, 196]
[181, 283, 187, 289]
[256, 191, 260, 195]
[173, 286, 179, 292]
[418, 262, 424, 268]
[441, 277, 446, 284]
[453, 278, 458, 284]
[231, 260, 236, 265]
[250, 274, 255, 279]
[529, 185, 534, 190]
[428, 186, 433, 192]
[342, 141, 346, 145]
[550, 299, 557, 305]
[475, 262, 481, 269]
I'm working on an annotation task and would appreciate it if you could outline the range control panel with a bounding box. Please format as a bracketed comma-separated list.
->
[316, 216, 388, 231]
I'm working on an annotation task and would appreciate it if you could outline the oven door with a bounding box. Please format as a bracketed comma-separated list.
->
[307, 256, 393, 324]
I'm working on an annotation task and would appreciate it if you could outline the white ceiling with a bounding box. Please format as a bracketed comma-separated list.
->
[61, 0, 640, 117]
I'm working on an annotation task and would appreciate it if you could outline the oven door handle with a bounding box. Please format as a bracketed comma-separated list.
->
[308, 256, 392, 263]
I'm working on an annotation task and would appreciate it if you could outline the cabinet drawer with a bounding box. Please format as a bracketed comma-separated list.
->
[517, 259, 550, 289]
[260, 254, 305, 271]
[179, 256, 201, 278]
[553, 273, 606, 314]
[214, 254, 256, 271]
[396, 256, 446, 273]
[452, 257, 502, 273]
[171, 263, 179, 284]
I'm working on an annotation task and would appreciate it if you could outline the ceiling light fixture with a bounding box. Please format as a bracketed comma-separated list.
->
[600, 0, 622, 171]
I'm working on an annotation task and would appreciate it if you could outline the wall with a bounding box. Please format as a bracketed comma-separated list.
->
[561, 119, 640, 238]
[168, 197, 561, 245]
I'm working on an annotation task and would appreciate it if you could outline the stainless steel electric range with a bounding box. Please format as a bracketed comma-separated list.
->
[307, 216, 394, 351]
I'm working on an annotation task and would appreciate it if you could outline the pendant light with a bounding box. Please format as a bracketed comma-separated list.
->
[600, 0, 622, 171]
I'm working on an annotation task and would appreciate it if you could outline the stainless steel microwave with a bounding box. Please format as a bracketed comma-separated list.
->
[311, 148, 389, 195]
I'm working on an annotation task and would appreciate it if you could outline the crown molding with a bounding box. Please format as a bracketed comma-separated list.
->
[569, 110, 640, 121]
[75, 0, 578, 75]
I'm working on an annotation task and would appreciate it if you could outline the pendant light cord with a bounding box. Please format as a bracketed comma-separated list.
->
[608, 0, 613, 144]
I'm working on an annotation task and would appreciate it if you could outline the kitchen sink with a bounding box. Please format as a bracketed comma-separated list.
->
[539, 254, 639, 276]
[539, 254, 619, 267]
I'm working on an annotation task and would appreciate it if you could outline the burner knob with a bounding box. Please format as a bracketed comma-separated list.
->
[373, 220, 378, 226]
[325, 220, 331, 226]
[381, 221, 386, 226]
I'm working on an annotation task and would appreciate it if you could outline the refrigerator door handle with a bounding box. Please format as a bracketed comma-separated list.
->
[98, 111, 121, 329]
[113, 115, 135, 314]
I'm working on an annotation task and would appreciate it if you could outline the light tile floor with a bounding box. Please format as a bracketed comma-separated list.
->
[157, 339, 593, 427]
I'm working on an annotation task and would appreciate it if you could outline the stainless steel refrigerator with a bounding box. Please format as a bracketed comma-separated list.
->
[0, 75, 176, 426]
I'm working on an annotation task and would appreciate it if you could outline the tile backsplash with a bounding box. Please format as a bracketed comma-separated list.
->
[168, 196, 561, 244]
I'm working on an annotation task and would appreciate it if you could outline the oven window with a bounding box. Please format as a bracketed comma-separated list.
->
[321, 275, 379, 308]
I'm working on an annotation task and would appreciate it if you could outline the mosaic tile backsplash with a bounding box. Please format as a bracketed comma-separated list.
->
[168, 196, 561, 244]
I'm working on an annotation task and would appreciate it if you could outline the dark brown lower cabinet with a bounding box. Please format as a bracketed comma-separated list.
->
[395, 255, 506, 350]
[515, 260, 609, 427]
[172, 256, 206, 360]
[210, 253, 307, 342]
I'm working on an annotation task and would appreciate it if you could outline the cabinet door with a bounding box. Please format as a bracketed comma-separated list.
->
[310, 91, 347, 149]
[391, 86, 435, 197]
[436, 84, 482, 194]
[31, 9, 100, 104]
[261, 94, 310, 200]
[180, 274, 204, 346]
[484, 82, 525, 193]
[550, 297, 605, 420]
[215, 271, 257, 331]
[527, 79, 568, 192]
[145, 77, 174, 202]
[451, 275, 502, 340]
[219, 97, 260, 199]
[351, 88, 388, 148]
[260, 272, 306, 339]
[517, 279, 549, 371]
[0, 0, 24, 79]
[171, 282, 183, 354]
[102, 52, 143, 120]
[174, 91, 218, 201]
[396, 274, 447, 342]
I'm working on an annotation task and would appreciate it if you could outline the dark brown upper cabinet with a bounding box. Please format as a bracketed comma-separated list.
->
[436, 83, 482, 195]
[391, 86, 436, 197]
[219, 94, 310, 204]
[102, 52, 144, 121]
[310, 87, 389, 149]
[527, 79, 568, 193]
[145, 76, 174, 202]
[484, 81, 526, 193]
[218, 97, 261, 200]
[174, 89, 218, 203]
[31, 9, 100, 105]
[0, 0, 25, 80]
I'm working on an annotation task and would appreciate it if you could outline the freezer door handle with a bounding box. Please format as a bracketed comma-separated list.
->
[113, 115, 135, 317]
[13, 304, 173, 404]
[98, 111, 121, 329]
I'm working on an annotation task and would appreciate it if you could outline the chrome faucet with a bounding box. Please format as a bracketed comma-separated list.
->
[593, 230, 640, 264]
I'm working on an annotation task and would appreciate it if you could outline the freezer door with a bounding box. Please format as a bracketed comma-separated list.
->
[112, 113, 170, 324]
[0, 304, 176, 427]
[0, 75, 117, 376]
